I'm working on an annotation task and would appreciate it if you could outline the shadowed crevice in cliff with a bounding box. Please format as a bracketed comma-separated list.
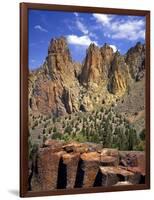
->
[74, 159, 84, 188]
[117, 174, 125, 181]
[93, 169, 102, 187]
[79, 104, 86, 112]
[28, 164, 33, 191]
[57, 157, 67, 189]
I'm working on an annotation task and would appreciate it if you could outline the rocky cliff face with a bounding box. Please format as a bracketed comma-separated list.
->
[108, 51, 132, 95]
[80, 43, 103, 85]
[30, 140, 145, 191]
[29, 37, 145, 117]
[80, 43, 114, 86]
[47, 37, 73, 80]
[126, 42, 145, 81]
[29, 37, 80, 116]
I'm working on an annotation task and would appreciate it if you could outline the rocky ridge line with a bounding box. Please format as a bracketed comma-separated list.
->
[29, 37, 145, 117]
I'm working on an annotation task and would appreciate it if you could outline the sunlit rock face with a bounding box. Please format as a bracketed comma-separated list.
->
[30, 140, 145, 191]
[29, 37, 145, 117]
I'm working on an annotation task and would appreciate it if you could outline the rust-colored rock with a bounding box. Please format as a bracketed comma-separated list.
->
[32, 147, 65, 191]
[101, 156, 119, 166]
[119, 151, 145, 175]
[80, 152, 100, 188]
[101, 148, 119, 157]
[44, 139, 64, 152]
[62, 153, 80, 189]
[63, 142, 88, 153]
[100, 166, 134, 186]
[101, 148, 119, 166]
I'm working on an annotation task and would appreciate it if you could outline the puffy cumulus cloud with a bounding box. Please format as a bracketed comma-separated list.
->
[66, 35, 98, 46]
[110, 19, 145, 40]
[109, 45, 117, 53]
[34, 25, 48, 32]
[93, 14, 145, 41]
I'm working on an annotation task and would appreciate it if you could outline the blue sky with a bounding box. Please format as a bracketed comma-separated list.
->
[28, 9, 145, 69]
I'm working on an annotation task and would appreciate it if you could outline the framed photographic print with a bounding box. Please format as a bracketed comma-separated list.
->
[20, 2, 150, 197]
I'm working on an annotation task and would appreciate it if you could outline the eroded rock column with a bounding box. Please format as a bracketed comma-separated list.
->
[37, 148, 64, 191]
[31, 140, 64, 191]
[62, 153, 80, 189]
[80, 152, 100, 188]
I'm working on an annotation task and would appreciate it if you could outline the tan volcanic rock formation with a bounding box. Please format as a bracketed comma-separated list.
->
[29, 37, 145, 117]
[80, 43, 103, 85]
[108, 51, 132, 95]
[80, 43, 114, 86]
[29, 37, 80, 116]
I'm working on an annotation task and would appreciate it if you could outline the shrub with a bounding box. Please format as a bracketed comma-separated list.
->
[74, 134, 87, 143]
[139, 129, 145, 141]
[61, 133, 71, 141]
[43, 128, 46, 134]
[53, 126, 57, 133]
[52, 132, 62, 140]
[64, 125, 73, 134]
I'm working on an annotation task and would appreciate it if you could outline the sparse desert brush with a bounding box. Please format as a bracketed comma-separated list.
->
[43, 128, 46, 134]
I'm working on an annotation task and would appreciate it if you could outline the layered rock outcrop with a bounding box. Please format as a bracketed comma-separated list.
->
[30, 140, 145, 191]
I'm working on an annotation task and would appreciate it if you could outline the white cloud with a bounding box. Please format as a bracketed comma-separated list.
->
[67, 35, 98, 46]
[110, 19, 145, 40]
[76, 20, 89, 34]
[74, 12, 79, 17]
[93, 14, 113, 25]
[73, 13, 100, 44]
[93, 14, 145, 41]
[109, 45, 117, 53]
[34, 25, 48, 32]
